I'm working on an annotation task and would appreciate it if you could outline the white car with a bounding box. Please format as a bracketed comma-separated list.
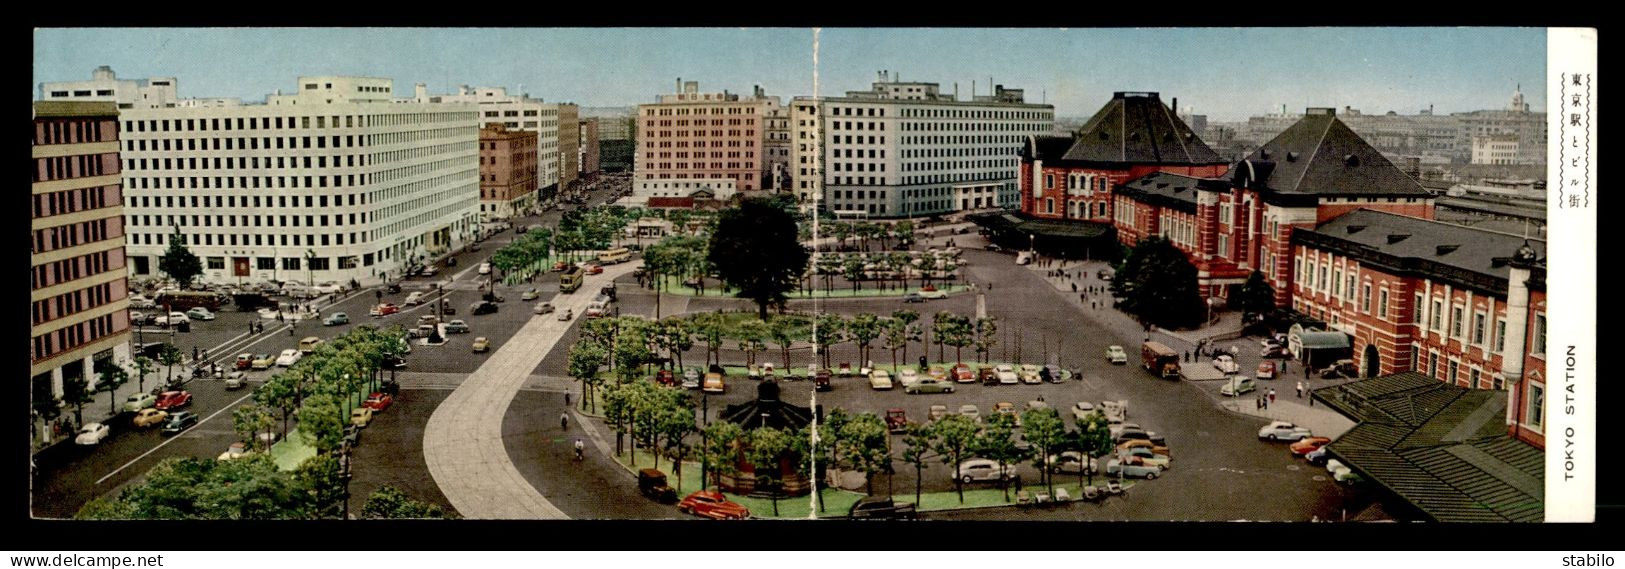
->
[1019, 364, 1043, 384]
[129, 294, 156, 309]
[994, 364, 1020, 385]
[917, 287, 949, 300]
[1071, 401, 1097, 422]
[955, 458, 1013, 483]
[1258, 420, 1313, 441]
[1326, 459, 1364, 483]
[478, 262, 491, 275]
[154, 312, 190, 326]
[312, 282, 344, 295]
[75, 423, 111, 445]
[185, 307, 216, 321]
[1213, 354, 1240, 374]
[1109, 422, 1143, 439]
[275, 349, 303, 367]
[868, 370, 894, 390]
[1105, 345, 1129, 364]
[404, 292, 426, 306]
[897, 368, 921, 389]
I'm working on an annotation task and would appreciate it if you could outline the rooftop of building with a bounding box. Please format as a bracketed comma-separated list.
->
[1022, 92, 1224, 167]
[33, 100, 120, 118]
[1113, 171, 1229, 212]
[1302, 209, 1546, 285]
[1312, 372, 1543, 522]
[1235, 108, 1434, 198]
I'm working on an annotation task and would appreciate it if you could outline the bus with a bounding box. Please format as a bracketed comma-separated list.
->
[1140, 341, 1181, 379]
[559, 265, 584, 293]
[154, 290, 227, 311]
[597, 247, 632, 265]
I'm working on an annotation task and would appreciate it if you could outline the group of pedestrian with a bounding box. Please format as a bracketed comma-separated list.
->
[1255, 388, 1277, 410]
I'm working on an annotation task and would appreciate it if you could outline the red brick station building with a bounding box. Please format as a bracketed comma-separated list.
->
[977, 92, 1547, 453]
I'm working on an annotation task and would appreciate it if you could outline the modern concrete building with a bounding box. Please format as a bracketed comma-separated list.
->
[764, 103, 791, 190]
[39, 66, 179, 110]
[402, 84, 568, 204]
[31, 101, 133, 438]
[479, 125, 539, 221]
[1471, 134, 1521, 165]
[636, 80, 782, 192]
[116, 75, 481, 286]
[792, 71, 1054, 217]
[579, 118, 601, 176]
[557, 104, 580, 192]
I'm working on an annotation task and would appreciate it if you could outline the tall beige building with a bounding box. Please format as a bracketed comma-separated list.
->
[557, 104, 580, 191]
[32, 101, 133, 441]
[635, 80, 782, 193]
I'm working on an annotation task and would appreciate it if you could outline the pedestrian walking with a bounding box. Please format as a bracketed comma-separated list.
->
[1255, 395, 1262, 410]
[565, 393, 572, 407]
[561, 413, 570, 430]
[1268, 389, 1277, 405]
[1296, 381, 1304, 398]
[192, 346, 200, 361]
[1080, 293, 1086, 303]
[1305, 364, 1311, 379]
[1071, 282, 1078, 293]
[1262, 395, 1269, 410]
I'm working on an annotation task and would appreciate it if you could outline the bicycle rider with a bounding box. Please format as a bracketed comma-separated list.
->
[574, 438, 585, 461]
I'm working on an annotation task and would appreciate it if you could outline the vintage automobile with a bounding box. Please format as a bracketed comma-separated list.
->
[1105, 345, 1129, 364]
[75, 423, 112, 445]
[955, 458, 1014, 483]
[363, 392, 394, 412]
[847, 496, 918, 520]
[471, 337, 491, 353]
[905, 376, 956, 394]
[370, 303, 400, 317]
[1047, 451, 1099, 474]
[1258, 420, 1313, 441]
[1256, 361, 1278, 380]
[702, 372, 725, 394]
[637, 469, 679, 504]
[928, 404, 950, 422]
[533, 302, 555, 315]
[1119, 446, 1172, 469]
[1104, 458, 1162, 479]
[251, 353, 277, 370]
[994, 364, 1020, 385]
[132, 408, 169, 428]
[951, 363, 975, 383]
[235, 353, 256, 370]
[958, 404, 981, 422]
[677, 491, 750, 520]
[1019, 364, 1043, 384]
[1071, 401, 1097, 422]
[154, 390, 193, 411]
[1290, 436, 1333, 456]
[224, 371, 250, 390]
[884, 408, 909, 433]
[161, 411, 199, 435]
[868, 369, 893, 390]
[350, 407, 374, 428]
[122, 392, 158, 413]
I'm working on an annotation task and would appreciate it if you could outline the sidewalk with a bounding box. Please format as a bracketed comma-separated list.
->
[1214, 387, 1356, 439]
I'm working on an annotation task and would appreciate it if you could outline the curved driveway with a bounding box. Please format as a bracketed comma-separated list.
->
[422, 261, 639, 519]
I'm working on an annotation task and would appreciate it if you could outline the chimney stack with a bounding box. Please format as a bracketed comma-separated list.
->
[1172, 97, 1178, 115]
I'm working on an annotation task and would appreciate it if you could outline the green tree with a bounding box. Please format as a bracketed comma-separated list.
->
[233, 404, 271, 452]
[360, 486, 450, 519]
[158, 226, 204, 289]
[61, 373, 94, 428]
[942, 314, 974, 363]
[931, 414, 980, 504]
[96, 362, 130, 416]
[655, 394, 697, 493]
[900, 423, 939, 507]
[733, 318, 769, 366]
[767, 316, 799, 368]
[974, 412, 1026, 502]
[837, 412, 891, 495]
[811, 313, 846, 369]
[745, 426, 793, 516]
[296, 394, 346, 454]
[1075, 411, 1115, 486]
[1233, 270, 1277, 321]
[1114, 236, 1206, 329]
[708, 197, 811, 320]
[881, 317, 907, 371]
[661, 317, 695, 370]
[691, 313, 727, 366]
[973, 316, 999, 364]
[291, 453, 346, 519]
[816, 254, 842, 292]
[257, 374, 299, 436]
[841, 257, 865, 293]
[567, 341, 607, 413]
[931, 311, 956, 362]
[893, 220, 916, 248]
[157, 343, 184, 386]
[77, 455, 302, 520]
[846, 313, 882, 366]
[1021, 407, 1065, 497]
[702, 421, 744, 490]
[891, 309, 921, 367]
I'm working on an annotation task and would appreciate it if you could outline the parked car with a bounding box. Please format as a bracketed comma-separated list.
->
[918, 285, 948, 299]
[637, 469, 679, 504]
[1220, 376, 1258, 396]
[1019, 364, 1043, 384]
[1071, 401, 1097, 422]
[1105, 458, 1162, 479]
[1258, 420, 1313, 441]
[1117, 438, 1171, 456]
[471, 337, 491, 353]
[1256, 361, 1277, 379]
[994, 364, 1019, 385]
[129, 294, 156, 309]
[926, 366, 949, 382]
[251, 353, 276, 370]
[1105, 345, 1129, 364]
[681, 367, 702, 389]
[885, 408, 909, 433]
[1305, 446, 1332, 466]
[122, 392, 157, 413]
[323, 312, 350, 326]
[185, 307, 216, 321]
[521, 289, 541, 301]
[370, 303, 400, 316]
[276, 349, 303, 367]
[847, 496, 918, 520]
[161, 411, 199, 435]
[224, 371, 250, 390]
[1213, 354, 1240, 374]
[534, 302, 555, 315]
[299, 336, 324, 353]
[958, 404, 981, 422]
[896, 368, 920, 389]
[702, 372, 725, 394]
[868, 370, 894, 390]
[350, 407, 374, 428]
[132, 408, 168, 428]
[75, 422, 111, 445]
[902, 292, 924, 303]
[1109, 422, 1143, 439]
[977, 366, 997, 385]
[1290, 436, 1332, 456]
[1260, 345, 1292, 359]
[814, 368, 833, 392]
[1047, 451, 1098, 474]
[444, 320, 471, 334]
[1326, 459, 1364, 483]
[677, 491, 750, 520]
[951, 363, 975, 383]
[955, 458, 1014, 483]
[905, 377, 956, 394]
[1119, 446, 1172, 469]
[217, 441, 251, 461]
[154, 390, 193, 411]
[363, 392, 394, 412]
[928, 404, 950, 422]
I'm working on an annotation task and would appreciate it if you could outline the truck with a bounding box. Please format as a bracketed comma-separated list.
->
[1141, 341, 1181, 379]
[559, 265, 584, 293]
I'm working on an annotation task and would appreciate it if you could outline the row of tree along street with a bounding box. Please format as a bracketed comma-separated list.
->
[77, 325, 449, 519]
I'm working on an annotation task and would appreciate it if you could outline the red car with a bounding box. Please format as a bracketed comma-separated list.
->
[552, 261, 570, 272]
[1256, 361, 1277, 379]
[677, 490, 751, 520]
[584, 264, 604, 275]
[154, 390, 192, 411]
[951, 363, 975, 383]
[371, 303, 400, 316]
[363, 392, 394, 412]
[885, 408, 909, 433]
[235, 353, 255, 370]
[1289, 436, 1332, 456]
[655, 369, 677, 387]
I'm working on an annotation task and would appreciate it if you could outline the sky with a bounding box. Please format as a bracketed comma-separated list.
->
[33, 28, 1546, 121]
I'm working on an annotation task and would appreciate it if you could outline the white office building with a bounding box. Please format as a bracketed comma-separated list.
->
[116, 76, 480, 286]
[791, 72, 1053, 218]
[401, 84, 567, 206]
[39, 65, 179, 109]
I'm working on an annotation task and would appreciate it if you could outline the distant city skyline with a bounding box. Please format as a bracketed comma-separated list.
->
[33, 27, 1546, 121]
